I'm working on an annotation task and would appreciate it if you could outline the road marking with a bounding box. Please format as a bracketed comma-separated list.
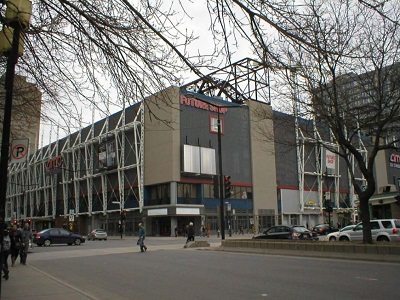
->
[355, 276, 378, 281]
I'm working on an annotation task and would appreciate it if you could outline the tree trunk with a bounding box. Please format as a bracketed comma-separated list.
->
[359, 197, 373, 244]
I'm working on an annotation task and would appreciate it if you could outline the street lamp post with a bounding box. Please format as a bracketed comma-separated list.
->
[0, 0, 32, 295]
[216, 106, 226, 240]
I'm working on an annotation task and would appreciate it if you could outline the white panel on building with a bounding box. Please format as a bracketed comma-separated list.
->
[200, 147, 216, 175]
[176, 208, 200, 215]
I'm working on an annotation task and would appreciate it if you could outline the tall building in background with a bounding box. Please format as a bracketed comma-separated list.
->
[0, 74, 42, 154]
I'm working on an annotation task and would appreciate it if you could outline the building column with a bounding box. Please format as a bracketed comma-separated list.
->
[170, 182, 177, 205]
[170, 217, 177, 237]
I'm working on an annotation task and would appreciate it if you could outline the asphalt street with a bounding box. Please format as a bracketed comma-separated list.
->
[2, 235, 399, 300]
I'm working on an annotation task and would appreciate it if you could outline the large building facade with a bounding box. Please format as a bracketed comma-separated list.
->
[5, 86, 277, 236]
[5, 62, 400, 236]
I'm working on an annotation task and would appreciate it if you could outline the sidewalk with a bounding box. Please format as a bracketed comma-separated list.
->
[1, 263, 96, 300]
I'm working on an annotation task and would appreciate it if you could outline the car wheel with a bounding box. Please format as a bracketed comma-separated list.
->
[329, 236, 336, 241]
[377, 236, 389, 242]
[74, 238, 82, 245]
[339, 236, 349, 242]
[44, 239, 51, 247]
[104, 238, 107, 241]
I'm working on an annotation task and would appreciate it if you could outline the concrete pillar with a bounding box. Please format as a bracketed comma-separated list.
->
[171, 217, 177, 237]
[170, 182, 177, 205]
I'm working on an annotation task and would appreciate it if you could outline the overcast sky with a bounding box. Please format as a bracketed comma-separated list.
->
[38, 1, 253, 146]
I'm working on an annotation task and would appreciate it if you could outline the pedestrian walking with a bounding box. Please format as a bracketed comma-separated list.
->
[217, 226, 220, 238]
[174, 225, 178, 237]
[186, 222, 195, 244]
[201, 226, 206, 237]
[137, 223, 147, 252]
[20, 222, 32, 265]
[9, 224, 21, 267]
[2, 228, 11, 280]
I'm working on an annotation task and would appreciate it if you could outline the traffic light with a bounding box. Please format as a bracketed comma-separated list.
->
[13, 219, 17, 225]
[224, 175, 232, 199]
[27, 218, 32, 224]
[120, 210, 126, 220]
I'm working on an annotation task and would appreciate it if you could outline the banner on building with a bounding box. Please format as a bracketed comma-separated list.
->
[324, 149, 336, 174]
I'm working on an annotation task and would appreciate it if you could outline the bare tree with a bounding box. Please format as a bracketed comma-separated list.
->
[0, 0, 210, 135]
[207, 0, 400, 243]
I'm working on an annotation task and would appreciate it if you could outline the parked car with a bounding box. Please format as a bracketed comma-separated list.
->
[88, 229, 108, 241]
[311, 224, 337, 235]
[326, 225, 355, 241]
[33, 228, 85, 247]
[338, 219, 400, 242]
[253, 225, 318, 240]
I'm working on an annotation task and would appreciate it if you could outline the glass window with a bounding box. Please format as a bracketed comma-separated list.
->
[204, 184, 212, 198]
[395, 221, 400, 229]
[370, 221, 380, 230]
[149, 184, 170, 205]
[210, 115, 224, 134]
[381, 221, 393, 229]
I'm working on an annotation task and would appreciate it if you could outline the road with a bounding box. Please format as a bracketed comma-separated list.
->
[22, 236, 399, 299]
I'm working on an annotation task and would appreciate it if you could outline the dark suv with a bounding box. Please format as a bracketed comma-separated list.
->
[311, 224, 337, 235]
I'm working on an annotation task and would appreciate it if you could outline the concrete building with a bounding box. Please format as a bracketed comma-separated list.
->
[0, 74, 42, 154]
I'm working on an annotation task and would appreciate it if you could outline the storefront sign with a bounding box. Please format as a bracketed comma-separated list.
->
[389, 153, 400, 169]
[304, 200, 318, 208]
[180, 95, 228, 114]
[46, 155, 63, 174]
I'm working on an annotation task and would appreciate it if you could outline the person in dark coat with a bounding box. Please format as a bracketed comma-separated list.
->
[2, 228, 11, 280]
[186, 222, 195, 243]
[9, 224, 21, 267]
[19, 222, 32, 265]
[138, 223, 147, 252]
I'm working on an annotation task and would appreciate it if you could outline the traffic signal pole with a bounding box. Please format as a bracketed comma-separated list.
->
[217, 108, 225, 240]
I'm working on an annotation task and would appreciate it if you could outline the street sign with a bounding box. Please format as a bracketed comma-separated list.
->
[69, 214, 74, 222]
[10, 138, 29, 163]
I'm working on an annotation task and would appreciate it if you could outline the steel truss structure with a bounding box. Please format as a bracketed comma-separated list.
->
[6, 103, 144, 222]
[292, 91, 367, 220]
[182, 58, 271, 104]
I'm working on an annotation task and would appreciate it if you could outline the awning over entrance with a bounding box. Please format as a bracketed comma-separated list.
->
[369, 192, 398, 206]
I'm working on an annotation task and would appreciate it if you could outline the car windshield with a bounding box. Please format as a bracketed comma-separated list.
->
[95, 229, 106, 232]
[340, 226, 354, 232]
[293, 226, 308, 232]
[315, 224, 327, 228]
[38, 229, 49, 234]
